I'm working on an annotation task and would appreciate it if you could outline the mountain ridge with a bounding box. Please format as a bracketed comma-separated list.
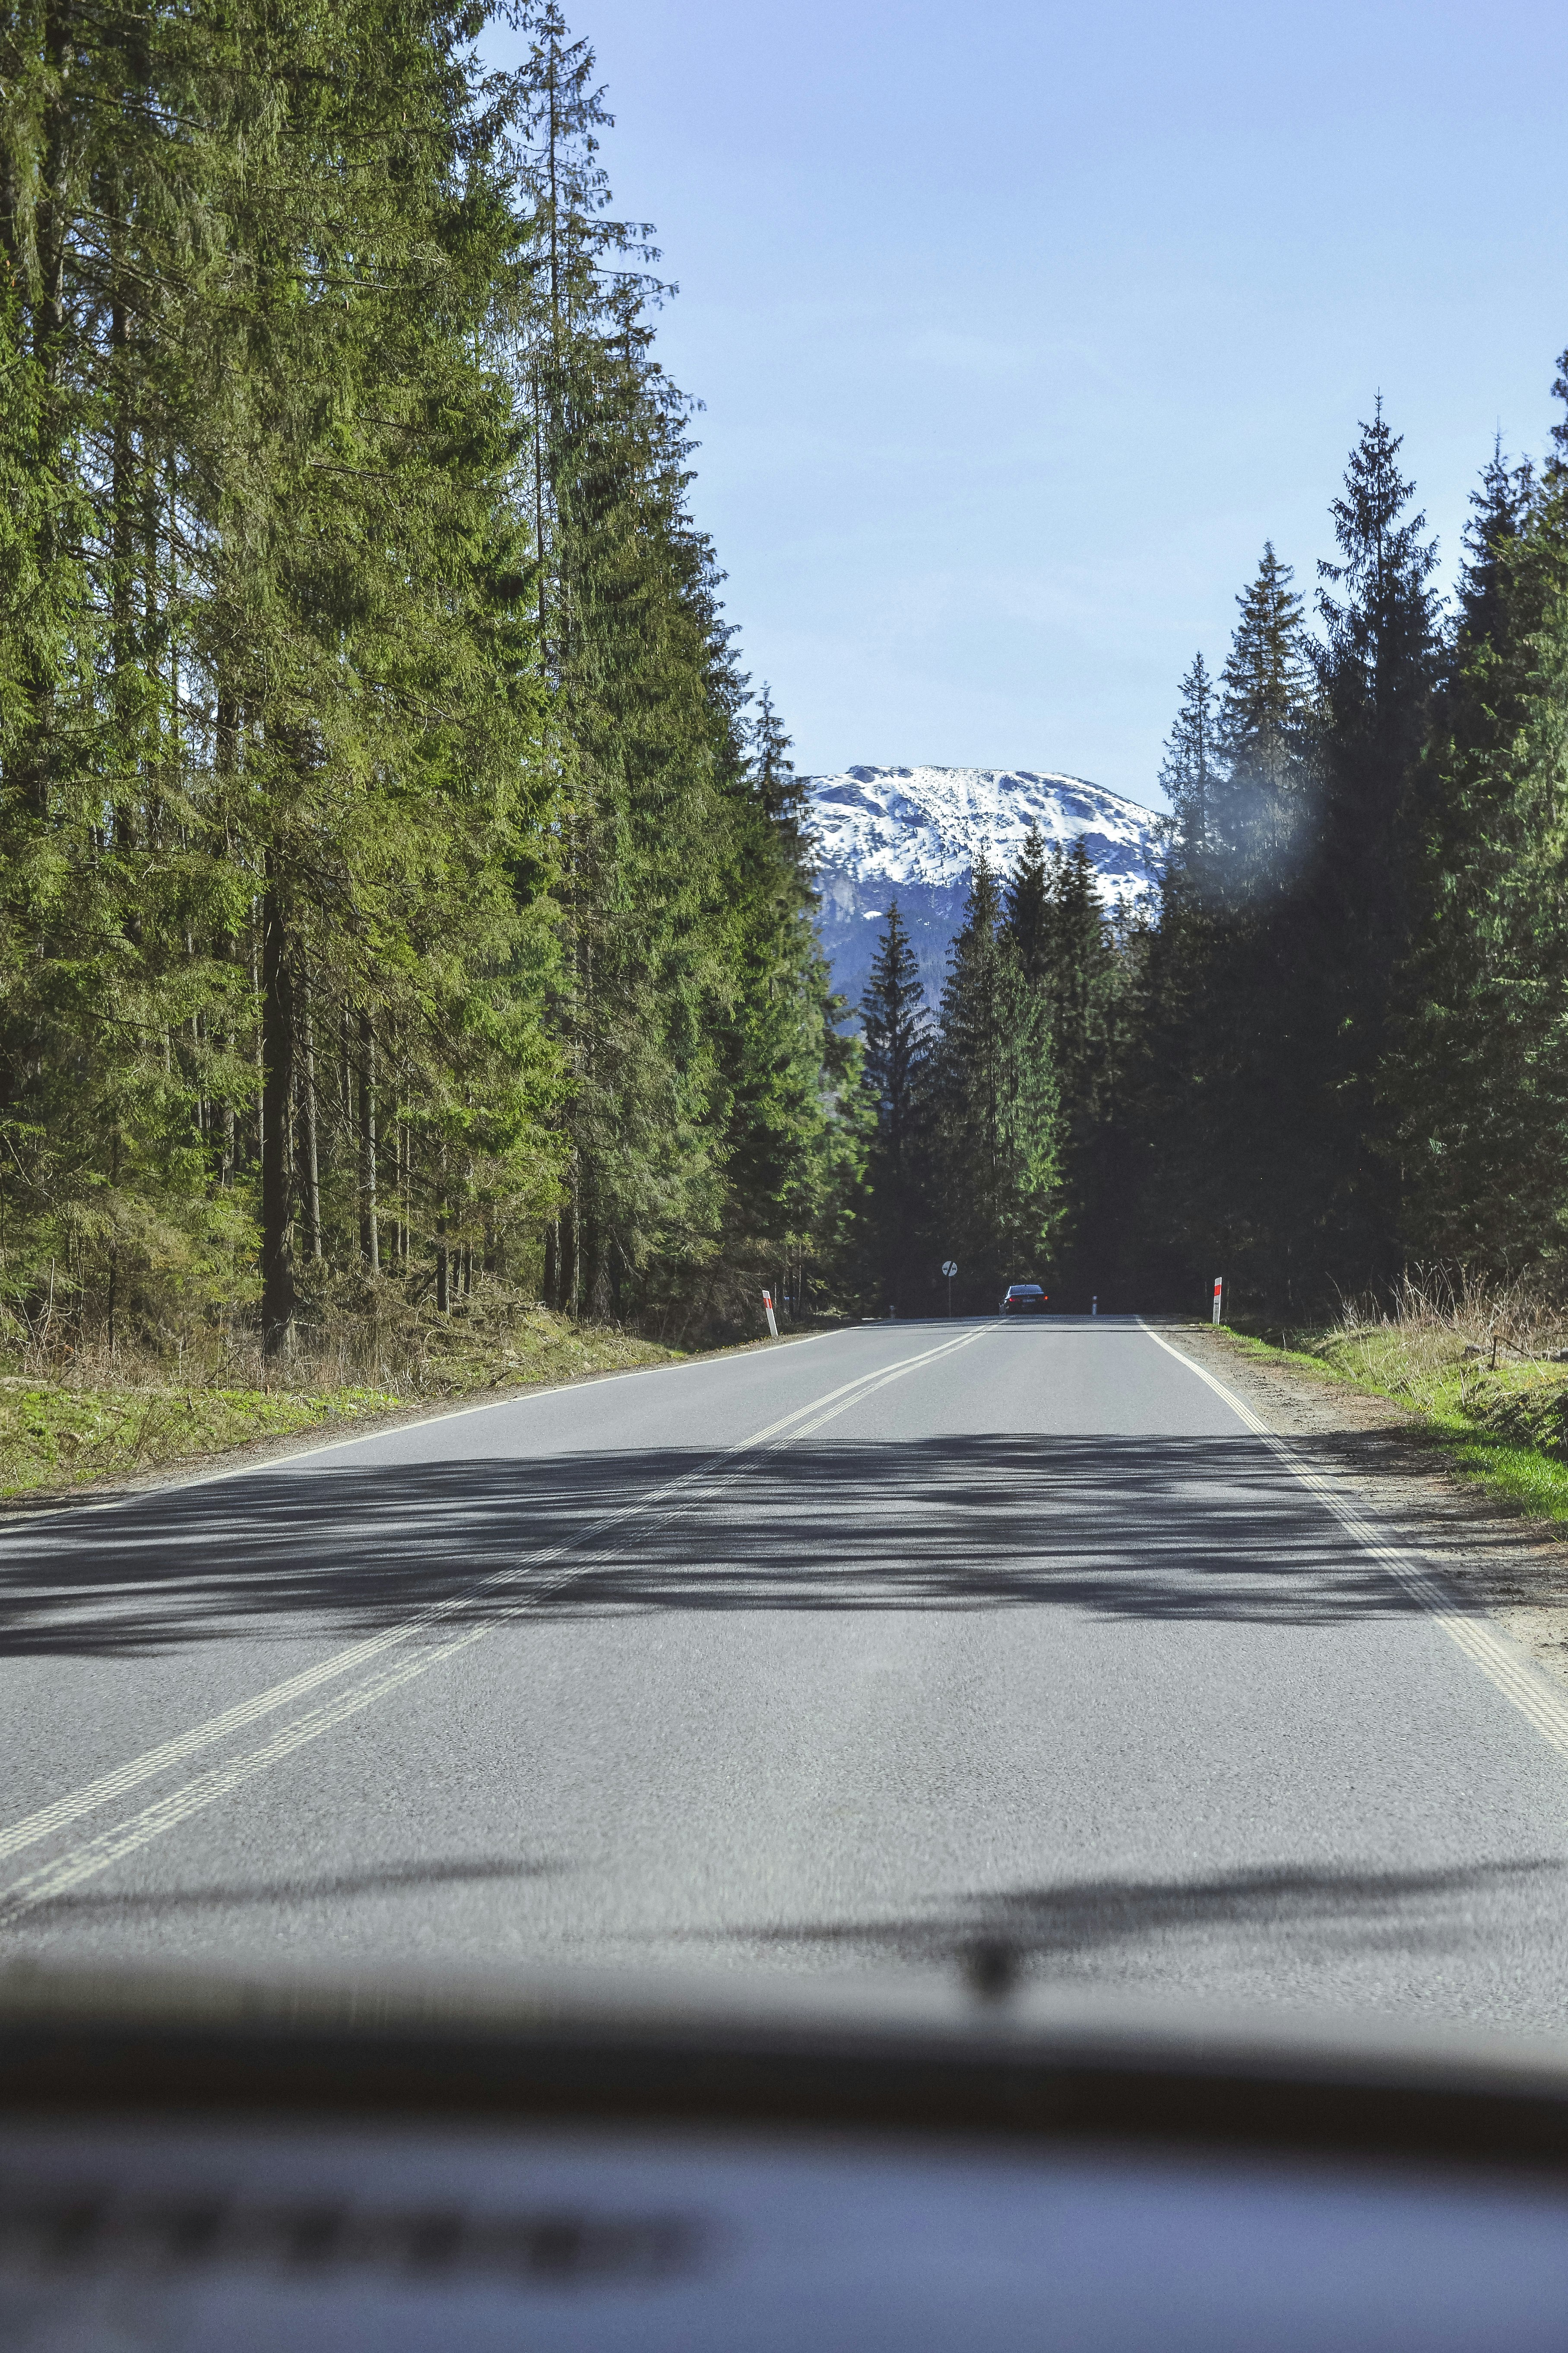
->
[806, 763, 1163, 1009]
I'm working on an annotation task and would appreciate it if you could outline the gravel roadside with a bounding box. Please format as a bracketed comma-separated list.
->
[1159, 1321, 1568, 1695]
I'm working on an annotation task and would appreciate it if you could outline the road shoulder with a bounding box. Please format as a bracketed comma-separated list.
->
[0, 1324, 840, 1526]
[1154, 1322, 1568, 1696]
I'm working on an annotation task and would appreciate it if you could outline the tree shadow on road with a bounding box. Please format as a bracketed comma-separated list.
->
[0, 1431, 1542, 1659]
[16, 1853, 567, 1926]
[711, 1856, 1568, 1974]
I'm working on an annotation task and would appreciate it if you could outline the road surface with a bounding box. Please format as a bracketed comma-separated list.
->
[4, 1315, 1568, 2030]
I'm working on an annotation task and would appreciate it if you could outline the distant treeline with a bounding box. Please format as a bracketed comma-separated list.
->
[855, 386, 1568, 1319]
[0, 0, 852, 1357]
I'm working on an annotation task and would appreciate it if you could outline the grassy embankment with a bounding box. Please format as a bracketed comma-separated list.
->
[1227, 1284, 1568, 1523]
[0, 1294, 682, 1503]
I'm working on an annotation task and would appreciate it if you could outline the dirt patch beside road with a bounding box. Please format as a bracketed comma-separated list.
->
[1159, 1321, 1568, 1696]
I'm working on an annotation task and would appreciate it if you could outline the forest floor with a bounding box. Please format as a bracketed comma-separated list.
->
[0, 1307, 697, 1507]
[1181, 1321, 1568, 1694]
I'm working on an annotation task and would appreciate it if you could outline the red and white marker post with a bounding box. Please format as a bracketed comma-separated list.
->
[1212, 1276, 1223, 1326]
[762, 1289, 779, 1340]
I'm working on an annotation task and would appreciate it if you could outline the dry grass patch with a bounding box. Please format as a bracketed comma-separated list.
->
[1234, 1275, 1568, 1524]
[0, 1283, 684, 1501]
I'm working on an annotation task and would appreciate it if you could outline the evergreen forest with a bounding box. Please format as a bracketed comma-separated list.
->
[0, 0, 850, 1364]
[4, 0, 1568, 1362]
[858, 389, 1568, 1321]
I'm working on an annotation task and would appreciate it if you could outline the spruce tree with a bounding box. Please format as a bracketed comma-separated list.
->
[858, 901, 930, 1308]
[1308, 398, 1440, 1281]
[752, 684, 812, 855]
[0, 0, 566, 1357]
[0, 0, 911, 1362]
[505, 3, 843, 1331]
[931, 852, 1060, 1305]
[1125, 555, 1314, 1312]
[1158, 653, 1218, 867]
[1003, 820, 1051, 982]
[1392, 427, 1568, 1271]
[1213, 543, 1313, 890]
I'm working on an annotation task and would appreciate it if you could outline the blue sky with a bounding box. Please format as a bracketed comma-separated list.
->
[490, 0, 1568, 807]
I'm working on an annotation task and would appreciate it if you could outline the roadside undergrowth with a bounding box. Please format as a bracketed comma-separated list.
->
[1226, 1275, 1568, 1523]
[0, 1283, 685, 1501]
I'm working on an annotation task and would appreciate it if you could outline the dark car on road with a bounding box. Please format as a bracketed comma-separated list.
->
[1000, 1282, 1047, 1313]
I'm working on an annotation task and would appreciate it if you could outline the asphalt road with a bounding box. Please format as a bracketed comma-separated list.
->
[5, 1315, 1568, 2030]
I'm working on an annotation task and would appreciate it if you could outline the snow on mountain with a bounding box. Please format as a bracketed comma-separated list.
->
[807, 764, 1163, 1011]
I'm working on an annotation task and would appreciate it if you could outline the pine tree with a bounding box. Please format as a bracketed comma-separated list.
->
[1213, 543, 1313, 890]
[930, 852, 1060, 1305]
[0, 0, 566, 1358]
[1125, 549, 1317, 1312]
[504, 3, 844, 1332]
[1118, 375, 1568, 1315]
[1308, 398, 1441, 1281]
[751, 683, 812, 856]
[1158, 653, 1219, 866]
[1040, 844, 1120, 1143]
[858, 901, 930, 1307]
[0, 0, 861, 1365]
[0, 0, 251, 1347]
[1392, 426, 1568, 1270]
[1003, 820, 1051, 982]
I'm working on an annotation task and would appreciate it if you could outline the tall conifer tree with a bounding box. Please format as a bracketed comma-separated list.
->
[1213, 543, 1313, 889]
[1309, 399, 1440, 1279]
[858, 902, 930, 1309]
[1393, 428, 1568, 1270]
[931, 853, 1059, 1305]
[1158, 653, 1219, 868]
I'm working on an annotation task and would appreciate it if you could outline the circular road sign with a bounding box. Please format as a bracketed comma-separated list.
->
[941, 1260, 958, 1278]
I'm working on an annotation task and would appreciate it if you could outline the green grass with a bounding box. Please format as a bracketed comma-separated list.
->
[0, 1380, 399, 1499]
[1224, 1324, 1568, 1524]
[1422, 1411, 1568, 1520]
[0, 1308, 687, 1501]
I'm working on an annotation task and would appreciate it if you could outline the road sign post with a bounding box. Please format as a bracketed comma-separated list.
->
[941, 1260, 958, 1316]
[763, 1288, 779, 1339]
[1212, 1276, 1223, 1326]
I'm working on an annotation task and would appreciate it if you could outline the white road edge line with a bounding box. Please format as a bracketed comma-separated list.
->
[0, 1321, 861, 1533]
[0, 1324, 988, 1903]
[1136, 1319, 1568, 1767]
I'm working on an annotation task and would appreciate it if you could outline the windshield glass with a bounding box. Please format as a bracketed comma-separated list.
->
[3, 0, 1568, 2069]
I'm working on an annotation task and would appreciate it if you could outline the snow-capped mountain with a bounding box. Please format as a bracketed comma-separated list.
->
[808, 764, 1163, 1010]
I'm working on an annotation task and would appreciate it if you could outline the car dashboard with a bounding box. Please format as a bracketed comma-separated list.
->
[3, 1964, 1568, 2350]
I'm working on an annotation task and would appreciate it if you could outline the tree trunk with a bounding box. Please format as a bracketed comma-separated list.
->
[214, 715, 238, 1187]
[558, 1198, 577, 1319]
[358, 1012, 379, 1274]
[260, 870, 295, 1363]
[105, 1131, 121, 1356]
[436, 1212, 449, 1314]
[252, 926, 264, 1171]
[301, 982, 322, 1262]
